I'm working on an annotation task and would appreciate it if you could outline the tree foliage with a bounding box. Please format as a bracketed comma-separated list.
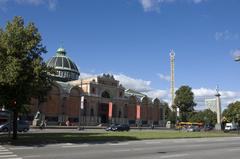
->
[222, 101, 240, 122]
[0, 16, 53, 139]
[174, 85, 196, 121]
[189, 109, 217, 125]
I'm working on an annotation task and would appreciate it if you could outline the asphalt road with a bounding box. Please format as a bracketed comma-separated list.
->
[1, 137, 240, 159]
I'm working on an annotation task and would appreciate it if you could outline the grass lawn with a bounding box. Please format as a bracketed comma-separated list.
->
[0, 130, 239, 146]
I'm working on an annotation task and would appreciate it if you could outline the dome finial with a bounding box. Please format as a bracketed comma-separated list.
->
[56, 43, 66, 56]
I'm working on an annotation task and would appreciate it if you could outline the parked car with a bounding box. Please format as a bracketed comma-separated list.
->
[105, 124, 130, 131]
[203, 124, 214, 131]
[186, 126, 201, 132]
[105, 124, 118, 131]
[0, 120, 30, 132]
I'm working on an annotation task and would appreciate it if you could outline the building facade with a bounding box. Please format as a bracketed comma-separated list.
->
[30, 48, 167, 126]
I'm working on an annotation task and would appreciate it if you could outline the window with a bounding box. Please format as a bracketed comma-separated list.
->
[118, 110, 122, 118]
[160, 108, 163, 120]
[119, 91, 123, 98]
[90, 108, 94, 116]
[91, 87, 96, 94]
[101, 91, 110, 98]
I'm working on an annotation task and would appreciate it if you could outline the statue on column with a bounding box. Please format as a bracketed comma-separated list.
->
[215, 85, 222, 130]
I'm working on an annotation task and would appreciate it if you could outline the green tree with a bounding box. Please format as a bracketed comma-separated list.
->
[189, 109, 217, 125]
[222, 101, 240, 123]
[0, 16, 53, 139]
[174, 85, 196, 121]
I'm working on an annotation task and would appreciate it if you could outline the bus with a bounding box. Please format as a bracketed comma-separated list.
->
[176, 122, 204, 130]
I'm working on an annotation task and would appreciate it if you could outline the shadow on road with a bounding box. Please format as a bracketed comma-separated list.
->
[0, 132, 139, 147]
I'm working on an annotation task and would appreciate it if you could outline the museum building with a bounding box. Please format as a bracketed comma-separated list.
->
[30, 48, 167, 126]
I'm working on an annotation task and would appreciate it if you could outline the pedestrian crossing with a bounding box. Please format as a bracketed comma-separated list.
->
[0, 145, 22, 159]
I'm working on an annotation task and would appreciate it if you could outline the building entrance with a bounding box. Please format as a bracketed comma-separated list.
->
[99, 103, 109, 123]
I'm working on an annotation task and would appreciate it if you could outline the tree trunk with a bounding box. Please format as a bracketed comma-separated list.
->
[12, 110, 18, 140]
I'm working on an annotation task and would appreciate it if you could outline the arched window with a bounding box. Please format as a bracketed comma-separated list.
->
[101, 91, 110, 98]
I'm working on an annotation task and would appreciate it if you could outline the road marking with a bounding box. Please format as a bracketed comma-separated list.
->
[228, 148, 240, 151]
[0, 149, 8, 152]
[0, 152, 13, 155]
[160, 154, 189, 158]
[3, 158, 22, 159]
[62, 144, 89, 148]
[23, 155, 41, 158]
[9, 147, 34, 150]
[145, 141, 162, 144]
[51, 143, 73, 146]
[172, 139, 187, 143]
[0, 155, 18, 158]
[108, 143, 129, 146]
[112, 149, 130, 152]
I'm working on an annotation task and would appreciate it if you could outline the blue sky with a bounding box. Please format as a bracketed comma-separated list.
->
[0, 0, 240, 109]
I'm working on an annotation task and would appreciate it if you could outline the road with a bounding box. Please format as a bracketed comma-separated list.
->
[1, 137, 240, 159]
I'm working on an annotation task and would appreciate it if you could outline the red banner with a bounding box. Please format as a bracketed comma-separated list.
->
[136, 105, 141, 120]
[108, 102, 113, 118]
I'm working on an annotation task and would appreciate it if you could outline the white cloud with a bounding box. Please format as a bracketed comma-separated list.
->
[144, 89, 169, 99]
[80, 72, 152, 92]
[1, 0, 57, 11]
[157, 73, 170, 82]
[80, 72, 97, 79]
[47, 0, 57, 10]
[215, 30, 239, 41]
[16, 0, 44, 5]
[138, 0, 208, 12]
[231, 49, 240, 60]
[114, 73, 152, 92]
[193, 88, 240, 110]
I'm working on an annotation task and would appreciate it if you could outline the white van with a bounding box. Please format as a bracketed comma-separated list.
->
[224, 123, 237, 131]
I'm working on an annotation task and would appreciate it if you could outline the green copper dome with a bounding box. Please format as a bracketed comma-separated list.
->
[46, 48, 80, 82]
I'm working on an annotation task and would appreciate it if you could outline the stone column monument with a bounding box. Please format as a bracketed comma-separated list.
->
[215, 86, 222, 130]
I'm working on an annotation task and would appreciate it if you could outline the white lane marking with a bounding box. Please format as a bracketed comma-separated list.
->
[2, 158, 22, 159]
[0, 151, 13, 155]
[145, 141, 161, 144]
[0, 155, 17, 158]
[9, 147, 34, 150]
[112, 149, 130, 152]
[49, 143, 73, 147]
[62, 144, 89, 148]
[160, 154, 189, 158]
[0, 149, 8, 152]
[108, 143, 129, 146]
[23, 155, 41, 158]
[172, 140, 187, 143]
[228, 148, 240, 151]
